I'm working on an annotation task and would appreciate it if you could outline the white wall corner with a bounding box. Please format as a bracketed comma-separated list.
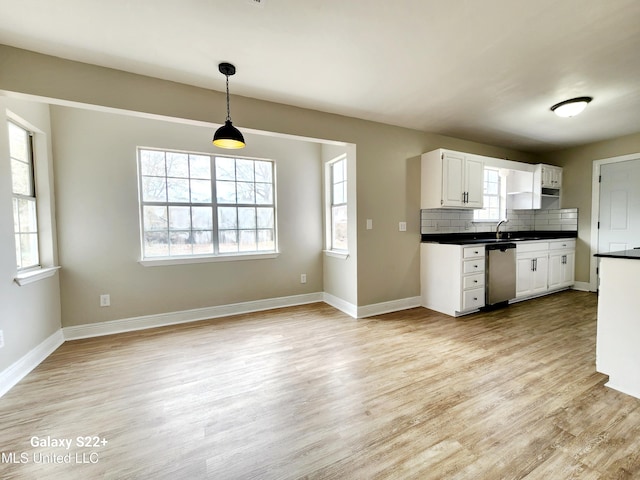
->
[357, 296, 422, 318]
[323, 292, 358, 318]
[572, 281, 593, 292]
[0, 329, 64, 398]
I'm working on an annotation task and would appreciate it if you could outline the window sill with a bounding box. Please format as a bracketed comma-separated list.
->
[139, 252, 280, 267]
[324, 250, 349, 260]
[14, 266, 61, 286]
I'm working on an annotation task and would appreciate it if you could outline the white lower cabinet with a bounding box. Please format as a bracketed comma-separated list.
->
[516, 239, 575, 299]
[421, 243, 485, 316]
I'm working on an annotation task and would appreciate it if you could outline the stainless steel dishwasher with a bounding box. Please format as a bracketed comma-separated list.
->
[485, 243, 517, 306]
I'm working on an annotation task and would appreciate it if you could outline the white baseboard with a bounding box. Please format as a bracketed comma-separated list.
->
[572, 282, 592, 292]
[63, 292, 324, 340]
[323, 293, 358, 318]
[0, 329, 64, 398]
[357, 296, 422, 318]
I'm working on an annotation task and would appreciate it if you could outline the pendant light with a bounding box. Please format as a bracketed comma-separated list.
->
[213, 62, 245, 149]
[550, 96, 593, 118]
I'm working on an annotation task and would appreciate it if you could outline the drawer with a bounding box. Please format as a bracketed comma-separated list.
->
[463, 273, 485, 290]
[462, 287, 485, 311]
[516, 241, 549, 253]
[463, 259, 485, 274]
[549, 239, 576, 250]
[463, 245, 485, 259]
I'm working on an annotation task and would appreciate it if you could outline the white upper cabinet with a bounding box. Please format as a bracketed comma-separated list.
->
[540, 164, 562, 189]
[421, 149, 484, 209]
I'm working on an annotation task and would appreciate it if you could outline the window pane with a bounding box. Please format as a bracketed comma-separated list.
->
[11, 159, 31, 195]
[237, 182, 256, 204]
[332, 160, 344, 183]
[216, 157, 235, 180]
[167, 178, 190, 203]
[239, 230, 257, 252]
[142, 177, 167, 202]
[144, 206, 168, 231]
[238, 207, 256, 229]
[140, 150, 166, 176]
[255, 183, 273, 205]
[192, 207, 212, 230]
[333, 182, 345, 204]
[216, 180, 236, 203]
[219, 230, 238, 253]
[257, 229, 275, 251]
[19, 233, 39, 268]
[169, 231, 191, 255]
[255, 161, 272, 183]
[332, 204, 348, 250]
[192, 231, 213, 254]
[190, 155, 211, 179]
[166, 152, 189, 178]
[486, 182, 499, 195]
[218, 207, 237, 229]
[8, 122, 28, 162]
[17, 198, 38, 233]
[191, 179, 212, 203]
[236, 159, 254, 182]
[257, 207, 274, 228]
[169, 206, 191, 230]
[144, 231, 169, 257]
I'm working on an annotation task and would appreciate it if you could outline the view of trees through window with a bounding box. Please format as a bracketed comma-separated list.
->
[139, 149, 276, 258]
[9, 121, 40, 270]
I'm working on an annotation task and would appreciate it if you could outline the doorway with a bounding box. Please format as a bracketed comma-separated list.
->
[590, 153, 640, 290]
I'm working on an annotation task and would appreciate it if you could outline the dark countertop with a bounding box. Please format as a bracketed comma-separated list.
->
[594, 249, 640, 260]
[422, 230, 577, 245]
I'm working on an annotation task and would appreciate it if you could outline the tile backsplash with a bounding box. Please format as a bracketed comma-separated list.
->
[420, 208, 578, 234]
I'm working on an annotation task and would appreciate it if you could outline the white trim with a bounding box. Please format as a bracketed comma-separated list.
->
[590, 152, 640, 292]
[14, 266, 61, 286]
[323, 293, 358, 318]
[63, 292, 323, 340]
[323, 250, 349, 259]
[357, 296, 422, 318]
[139, 252, 279, 267]
[0, 329, 64, 398]
[572, 281, 592, 292]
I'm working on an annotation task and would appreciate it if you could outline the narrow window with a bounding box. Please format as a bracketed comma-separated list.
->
[474, 167, 502, 222]
[8, 121, 40, 270]
[329, 156, 347, 251]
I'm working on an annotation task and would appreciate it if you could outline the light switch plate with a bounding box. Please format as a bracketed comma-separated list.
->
[399, 222, 407, 232]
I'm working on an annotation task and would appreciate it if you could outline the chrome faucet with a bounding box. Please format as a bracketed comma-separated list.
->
[496, 219, 508, 239]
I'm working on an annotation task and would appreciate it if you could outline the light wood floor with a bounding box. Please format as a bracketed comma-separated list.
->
[1, 290, 639, 479]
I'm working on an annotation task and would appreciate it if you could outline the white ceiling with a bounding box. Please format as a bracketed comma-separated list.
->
[1, 0, 639, 153]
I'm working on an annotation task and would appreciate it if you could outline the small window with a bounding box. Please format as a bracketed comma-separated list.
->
[474, 167, 503, 222]
[329, 156, 347, 251]
[8, 121, 40, 270]
[138, 148, 276, 259]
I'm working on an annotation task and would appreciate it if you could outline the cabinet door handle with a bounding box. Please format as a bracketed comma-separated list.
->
[473, 297, 478, 301]
[474, 279, 478, 283]
[474, 250, 479, 254]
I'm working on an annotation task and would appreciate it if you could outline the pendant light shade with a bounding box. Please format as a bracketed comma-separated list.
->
[213, 62, 245, 149]
[550, 96, 593, 117]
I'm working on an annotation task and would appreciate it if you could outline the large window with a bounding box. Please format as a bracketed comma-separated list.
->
[329, 156, 347, 251]
[9, 121, 40, 270]
[138, 148, 276, 259]
[474, 167, 503, 222]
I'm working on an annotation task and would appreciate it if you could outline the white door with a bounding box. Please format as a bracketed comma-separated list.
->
[442, 152, 465, 207]
[598, 159, 640, 254]
[464, 156, 485, 208]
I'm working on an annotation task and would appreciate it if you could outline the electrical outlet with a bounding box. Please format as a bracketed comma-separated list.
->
[300, 274, 307, 284]
[399, 221, 407, 232]
[100, 294, 111, 307]
[0, 330, 4, 349]
[366, 219, 373, 230]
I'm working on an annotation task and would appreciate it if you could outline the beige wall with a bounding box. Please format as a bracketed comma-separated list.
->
[543, 132, 640, 284]
[0, 44, 543, 324]
[50, 106, 324, 326]
[0, 96, 61, 371]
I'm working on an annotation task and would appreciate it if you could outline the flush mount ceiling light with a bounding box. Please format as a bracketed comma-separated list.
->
[550, 96, 593, 118]
[213, 62, 245, 149]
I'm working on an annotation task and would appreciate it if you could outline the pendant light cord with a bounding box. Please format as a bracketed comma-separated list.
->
[225, 75, 231, 122]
